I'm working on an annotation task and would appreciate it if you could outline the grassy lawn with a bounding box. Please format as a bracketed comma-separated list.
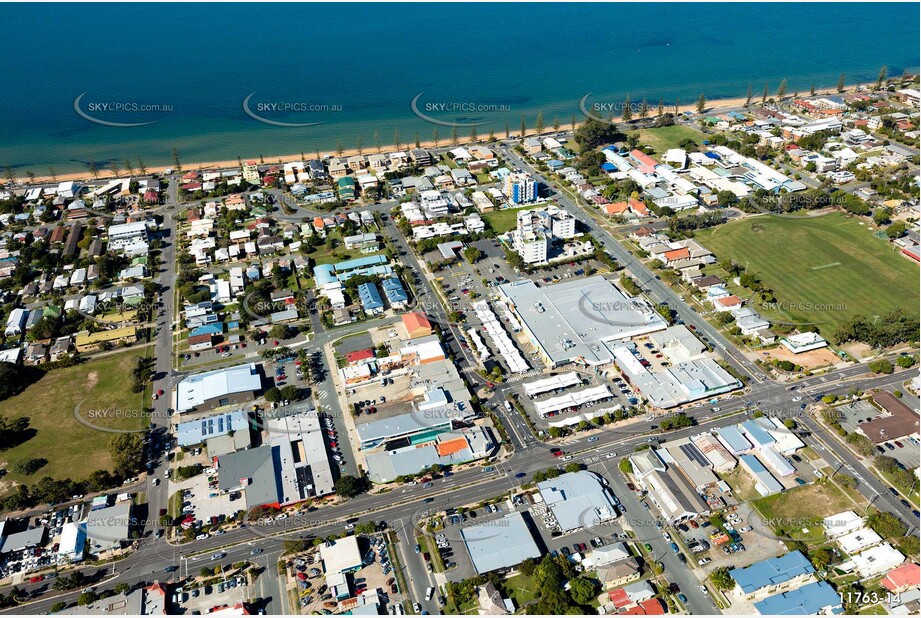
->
[628, 125, 705, 155]
[483, 204, 543, 234]
[503, 573, 539, 608]
[0, 349, 148, 487]
[718, 467, 762, 503]
[751, 480, 855, 541]
[696, 213, 920, 338]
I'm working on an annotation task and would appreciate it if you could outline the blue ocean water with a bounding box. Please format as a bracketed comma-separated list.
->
[0, 2, 917, 173]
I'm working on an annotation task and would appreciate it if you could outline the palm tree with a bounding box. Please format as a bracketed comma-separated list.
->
[877, 65, 887, 89]
[552, 115, 560, 132]
[171, 147, 182, 172]
[622, 95, 633, 122]
[535, 111, 544, 136]
[136, 157, 147, 176]
[336, 140, 344, 157]
[696, 93, 706, 114]
[393, 128, 401, 151]
[639, 97, 648, 119]
[520, 115, 526, 137]
[450, 126, 459, 146]
[432, 127, 440, 148]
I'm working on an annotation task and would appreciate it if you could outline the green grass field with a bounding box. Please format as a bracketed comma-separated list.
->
[696, 213, 920, 337]
[483, 204, 543, 234]
[628, 124, 705, 155]
[751, 481, 855, 543]
[0, 349, 148, 486]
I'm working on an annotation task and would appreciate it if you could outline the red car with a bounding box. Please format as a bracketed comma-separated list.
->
[28, 576, 44, 584]
[553, 451, 565, 458]
[329, 442, 337, 448]
[274, 340, 279, 346]
[157, 389, 164, 396]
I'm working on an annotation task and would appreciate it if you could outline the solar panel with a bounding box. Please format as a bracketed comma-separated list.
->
[679, 443, 709, 467]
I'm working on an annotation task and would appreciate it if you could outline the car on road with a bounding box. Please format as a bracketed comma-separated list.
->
[562, 455, 573, 461]
[515, 472, 526, 478]
[422, 482, 433, 488]
[792, 396, 802, 402]
[643, 543, 652, 552]
[677, 594, 688, 604]
[211, 552, 225, 560]
[700, 586, 709, 595]
[251, 549, 263, 555]
[670, 543, 679, 554]
[482, 466, 494, 472]
[711, 406, 720, 412]
[423, 497, 434, 503]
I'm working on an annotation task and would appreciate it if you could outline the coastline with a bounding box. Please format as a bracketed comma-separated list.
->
[19, 87, 850, 185]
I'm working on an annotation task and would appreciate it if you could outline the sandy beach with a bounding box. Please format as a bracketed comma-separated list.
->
[19, 87, 852, 185]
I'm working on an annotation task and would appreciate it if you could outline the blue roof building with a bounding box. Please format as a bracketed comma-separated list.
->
[190, 323, 224, 337]
[381, 277, 408, 307]
[600, 162, 616, 172]
[177, 410, 250, 447]
[729, 551, 815, 595]
[739, 454, 783, 496]
[740, 419, 776, 448]
[754, 581, 844, 615]
[314, 263, 338, 287]
[715, 425, 752, 454]
[357, 282, 384, 315]
[313, 255, 392, 287]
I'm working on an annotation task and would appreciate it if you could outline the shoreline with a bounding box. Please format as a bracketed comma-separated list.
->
[18, 86, 859, 185]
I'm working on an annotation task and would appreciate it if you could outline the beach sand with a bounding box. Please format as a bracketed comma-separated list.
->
[19, 87, 854, 185]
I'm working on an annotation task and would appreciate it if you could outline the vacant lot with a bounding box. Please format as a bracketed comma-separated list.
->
[0, 350, 147, 486]
[751, 480, 855, 542]
[696, 213, 920, 338]
[628, 124, 705, 155]
[483, 204, 539, 234]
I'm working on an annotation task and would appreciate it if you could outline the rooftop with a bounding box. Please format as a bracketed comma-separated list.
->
[176, 363, 262, 413]
[536, 470, 618, 532]
[729, 551, 814, 594]
[460, 511, 541, 574]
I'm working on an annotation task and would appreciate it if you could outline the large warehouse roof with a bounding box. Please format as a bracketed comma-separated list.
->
[499, 276, 667, 366]
[460, 511, 541, 574]
[176, 363, 261, 412]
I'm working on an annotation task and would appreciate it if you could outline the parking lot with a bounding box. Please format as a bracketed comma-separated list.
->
[172, 470, 237, 532]
[171, 571, 251, 614]
[516, 371, 638, 430]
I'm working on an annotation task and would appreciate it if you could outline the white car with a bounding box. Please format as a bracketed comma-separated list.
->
[699, 586, 709, 595]
[605, 452, 617, 458]
[711, 407, 721, 412]
[792, 396, 803, 402]
[345, 523, 355, 530]
[152, 478, 160, 486]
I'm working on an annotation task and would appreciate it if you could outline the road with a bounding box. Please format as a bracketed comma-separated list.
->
[497, 144, 767, 385]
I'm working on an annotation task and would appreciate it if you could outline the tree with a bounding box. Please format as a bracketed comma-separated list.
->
[50, 602, 67, 613]
[886, 221, 906, 239]
[837, 73, 846, 93]
[746, 83, 753, 106]
[264, 387, 282, 402]
[280, 385, 299, 401]
[87, 160, 99, 179]
[47, 165, 57, 182]
[762, 83, 769, 103]
[622, 95, 633, 122]
[552, 115, 560, 132]
[374, 129, 381, 153]
[868, 511, 907, 539]
[564, 462, 582, 474]
[336, 140, 344, 157]
[810, 83, 816, 96]
[657, 97, 664, 116]
[571, 113, 577, 131]
[450, 126, 459, 146]
[618, 458, 633, 475]
[520, 115, 526, 137]
[573, 118, 624, 150]
[432, 127, 439, 148]
[13, 458, 47, 475]
[108, 433, 144, 476]
[696, 93, 706, 114]
[504, 120, 510, 139]
[77, 592, 97, 606]
[414, 132, 421, 148]
[172, 147, 182, 172]
[334, 475, 366, 498]
[709, 567, 734, 590]
[776, 79, 788, 99]
[568, 577, 599, 605]
[877, 65, 888, 89]
[639, 97, 648, 119]
[136, 156, 147, 175]
[535, 110, 545, 135]
[269, 324, 291, 340]
[469, 125, 478, 143]
[393, 128, 401, 151]
[810, 547, 832, 570]
[896, 355, 916, 368]
[868, 359, 893, 374]
[463, 246, 483, 264]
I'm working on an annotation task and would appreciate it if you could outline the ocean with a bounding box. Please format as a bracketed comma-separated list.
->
[0, 2, 918, 173]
